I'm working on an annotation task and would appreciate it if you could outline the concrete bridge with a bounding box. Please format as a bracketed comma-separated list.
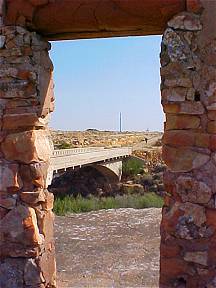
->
[49, 146, 132, 183]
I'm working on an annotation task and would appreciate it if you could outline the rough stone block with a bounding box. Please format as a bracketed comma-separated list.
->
[165, 115, 200, 130]
[2, 130, 52, 163]
[162, 87, 187, 102]
[0, 205, 44, 255]
[179, 101, 204, 115]
[184, 251, 208, 266]
[162, 145, 209, 172]
[162, 130, 195, 147]
[0, 161, 22, 192]
[2, 113, 41, 129]
[176, 176, 212, 204]
[163, 103, 180, 114]
[207, 121, 216, 134]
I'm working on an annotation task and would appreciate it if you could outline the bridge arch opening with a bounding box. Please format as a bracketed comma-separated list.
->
[50, 164, 120, 198]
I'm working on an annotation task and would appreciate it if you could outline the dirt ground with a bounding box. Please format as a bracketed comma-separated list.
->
[55, 208, 161, 288]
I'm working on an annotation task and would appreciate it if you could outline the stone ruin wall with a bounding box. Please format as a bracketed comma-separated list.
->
[0, 23, 56, 288]
[160, 1, 216, 287]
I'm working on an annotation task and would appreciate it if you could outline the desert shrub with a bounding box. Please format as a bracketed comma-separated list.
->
[141, 174, 153, 186]
[54, 193, 163, 216]
[122, 159, 144, 177]
[56, 141, 72, 149]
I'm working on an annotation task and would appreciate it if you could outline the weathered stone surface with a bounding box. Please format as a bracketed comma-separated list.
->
[2, 130, 52, 163]
[184, 251, 208, 266]
[20, 190, 46, 204]
[163, 130, 195, 147]
[162, 145, 209, 172]
[0, 161, 22, 192]
[39, 250, 56, 287]
[163, 103, 180, 114]
[0, 258, 25, 288]
[168, 12, 202, 31]
[0, 35, 5, 48]
[0, 194, 16, 209]
[165, 115, 200, 130]
[187, 0, 203, 14]
[24, 258, 44, 285]
[164, 77, 192, 88]
[0, 25, 55, 288]
[176, 176, 212, 204]
[20, 162, 49, 188]
[207, 121, 216, 134]
[0, 205, 44, 248]
[42, 190, 54, 211]
[210, 135, 216, 151]
[179, 101, 204, 115]
[208, 111, 216, 120]
[162, 87, 187, 102]
[4, 0, 186, 40]
[195, 133, 210, 148]
[2, 112, 43, 129]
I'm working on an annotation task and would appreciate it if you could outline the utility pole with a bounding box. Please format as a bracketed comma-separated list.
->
[119, 112, 122, 133]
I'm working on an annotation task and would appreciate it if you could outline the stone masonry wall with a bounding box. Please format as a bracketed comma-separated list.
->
[0, 26, 56, 287]
[160, 1, 216, 287]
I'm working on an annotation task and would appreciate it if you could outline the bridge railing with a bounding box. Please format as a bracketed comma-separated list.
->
[53, 147, 105, 157]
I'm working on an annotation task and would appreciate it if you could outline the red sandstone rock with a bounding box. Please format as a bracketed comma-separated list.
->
[39, 249, 56, 287]
[208, 111, 216, 121]
[29, 0, 49, 6]
[210, 135, 216, 151]
[165, 115, 200, 130]
[160, 257, 192, 284]
[20, 190, 46, 204]
[160, 242, 181, 258]
[42, 190, 54, 211]
[207, 121, 216, 134]
[180, 101, 204, 115]
[2, 130, 52, 163]
[0, 194, 16, 209]
[162, 145, 209, 172]
[37, 210, 54, 241]
[176, 176, 212, 204]
[163, 130, 195, 147]
[24, 258, 44, 286]
[184, 251, 208, 266]
[187, 0, 203, 13]
[164, 77, 192, 88]
[0, 161, 22, 192]
[0, 205, 44, 250]
[168, 12, 202, 30]
[163, 103, 180, 114]
[162, 87, 187, 102]
[20, 162, 49, 188]
[2, 112, 41, 129]
[0, 207, 8, 220]
[195, 133, 210, 148]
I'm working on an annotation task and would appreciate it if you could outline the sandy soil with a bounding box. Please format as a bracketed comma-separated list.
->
[55, 208, 161, 288]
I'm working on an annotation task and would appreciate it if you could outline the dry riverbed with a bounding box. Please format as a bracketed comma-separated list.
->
[55, 208, 161, 288]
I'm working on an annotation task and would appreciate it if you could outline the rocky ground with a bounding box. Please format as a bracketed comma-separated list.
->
[55, 208, 161, 288]
[51, 130, 162, 149]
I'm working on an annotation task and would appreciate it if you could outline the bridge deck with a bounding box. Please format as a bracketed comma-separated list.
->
[51, 147, 132, 171]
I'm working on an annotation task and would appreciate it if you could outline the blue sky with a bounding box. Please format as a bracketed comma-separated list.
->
[50, 35, 164, 132]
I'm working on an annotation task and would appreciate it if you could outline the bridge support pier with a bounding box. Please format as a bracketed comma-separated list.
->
[160, 1, 216, 287]
[0, 26, 56, 287]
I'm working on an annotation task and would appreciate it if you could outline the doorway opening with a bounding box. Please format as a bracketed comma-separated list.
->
[49, 36, 164, 287]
